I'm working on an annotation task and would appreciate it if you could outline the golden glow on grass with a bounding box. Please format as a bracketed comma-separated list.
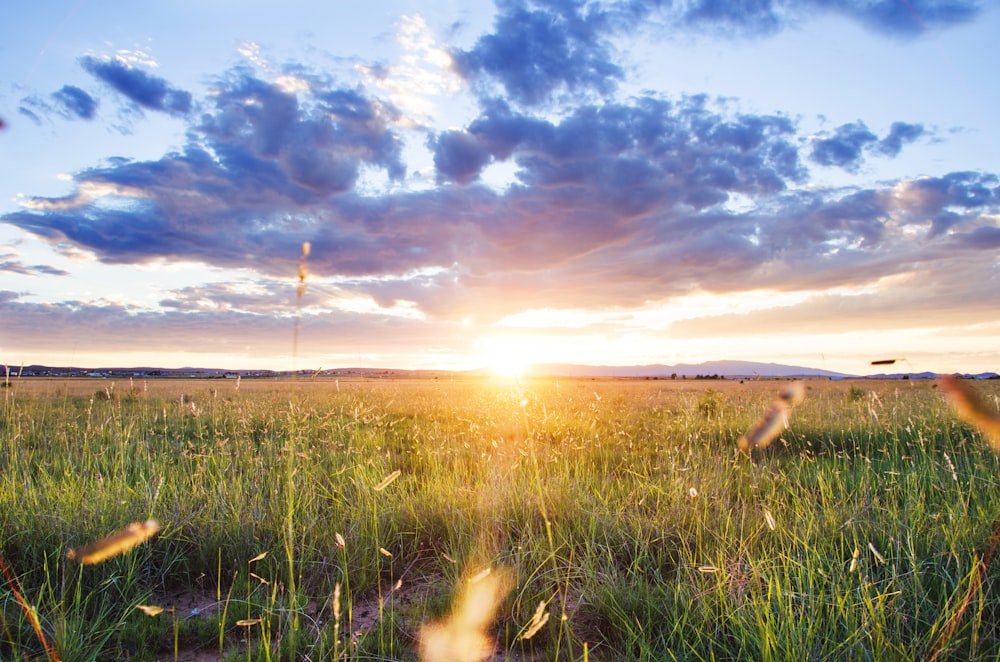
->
[418, 566, 514, 662]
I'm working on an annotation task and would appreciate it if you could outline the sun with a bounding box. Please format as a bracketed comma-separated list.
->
[488, 355, 529, 379]
[477, 336, 536, 379]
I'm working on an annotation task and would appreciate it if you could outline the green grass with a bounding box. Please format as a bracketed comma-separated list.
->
[2, 376, 1000, 660]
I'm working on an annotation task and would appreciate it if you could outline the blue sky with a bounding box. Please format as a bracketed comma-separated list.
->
[2, 0, 998, 375]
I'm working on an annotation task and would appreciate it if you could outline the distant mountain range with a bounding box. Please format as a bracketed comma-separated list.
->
[510, 360, 848, 378]
[3, 360, 997, 380]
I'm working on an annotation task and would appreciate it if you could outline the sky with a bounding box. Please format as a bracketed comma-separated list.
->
[1, 0, 998, 376]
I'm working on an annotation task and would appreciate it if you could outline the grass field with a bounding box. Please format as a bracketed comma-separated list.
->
[2, 375, 1000, 660]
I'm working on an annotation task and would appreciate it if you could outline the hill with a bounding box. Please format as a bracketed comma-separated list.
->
[514, 360, 847, 378]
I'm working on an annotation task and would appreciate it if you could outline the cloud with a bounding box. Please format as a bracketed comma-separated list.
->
[199, 67, 406, 188]
[18, 86, 100, 124]
[450, 0, 629, 105]
[80, 55, 192, 116]
[817, 0, 980, 37]
[4, 66, 998, 325]
[809, 121, 928, 171]
[809, 121, 879, 171]
[449, 0, 978, 110]
[668, 255, 1000, 339]
[949, 224, 1000, 249]
[0, 293, 470, 366]
[431, 95, 804, 198]
[0, 257, 70, 276]
[431, 129, 493, 184]
[52, 85, 99, 120]
[3, 0, 997, 343]
[3, 63, 410, 271]
[889, 171, 997, 236]
[875, 121, 926, 157]
[676, 0, 786, 35]
[17, 104, 43, 125]
[672, 0, 979, 36]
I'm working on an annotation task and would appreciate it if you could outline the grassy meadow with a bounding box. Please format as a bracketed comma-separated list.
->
[2, 374, 1000, 661]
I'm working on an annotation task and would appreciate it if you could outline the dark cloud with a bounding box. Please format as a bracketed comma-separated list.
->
[809, 120, 928, 171]
[451, 0, 977, 113]
[431, 129, 494, 184]
[895, 171, 997, 212]
[80, 55, 192, 116]
[3, 64, 410, 272]
[451, 0, 630, 105]
[432, 95, 803, 200]
[809, 121, 879, 171]
[815, 0, 980, 37]
[876, 121, 925, 157]
[890, 171, 997, 236]
[949, 224, 1000, 249]
[677, 0, 785, 35]
[199, 68, 406, 191]
[52, 85, 98, 120]
[3, 0, 998, 342]
[18, 86, 99, 123]
[672, 0, 979, 36]
[5, 67, 998, 322]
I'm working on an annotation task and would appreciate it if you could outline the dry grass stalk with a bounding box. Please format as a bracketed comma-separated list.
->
[332, 582, 342, 623]
[520, 601, 550, 640]
[738, 382, 805, 452]
[418, 566, 514, 662]
[468, 566, 492, 584]
[293, 240, 310, 366]
[0, 549, 60, 661]
[136, 605, 172, 617]
[374, 469, 402, 491]
[236, 618, 263, 627]
[297, 241, 310, 299]
[66, 520, 160, 565]
[940, 374, 1000, 450]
